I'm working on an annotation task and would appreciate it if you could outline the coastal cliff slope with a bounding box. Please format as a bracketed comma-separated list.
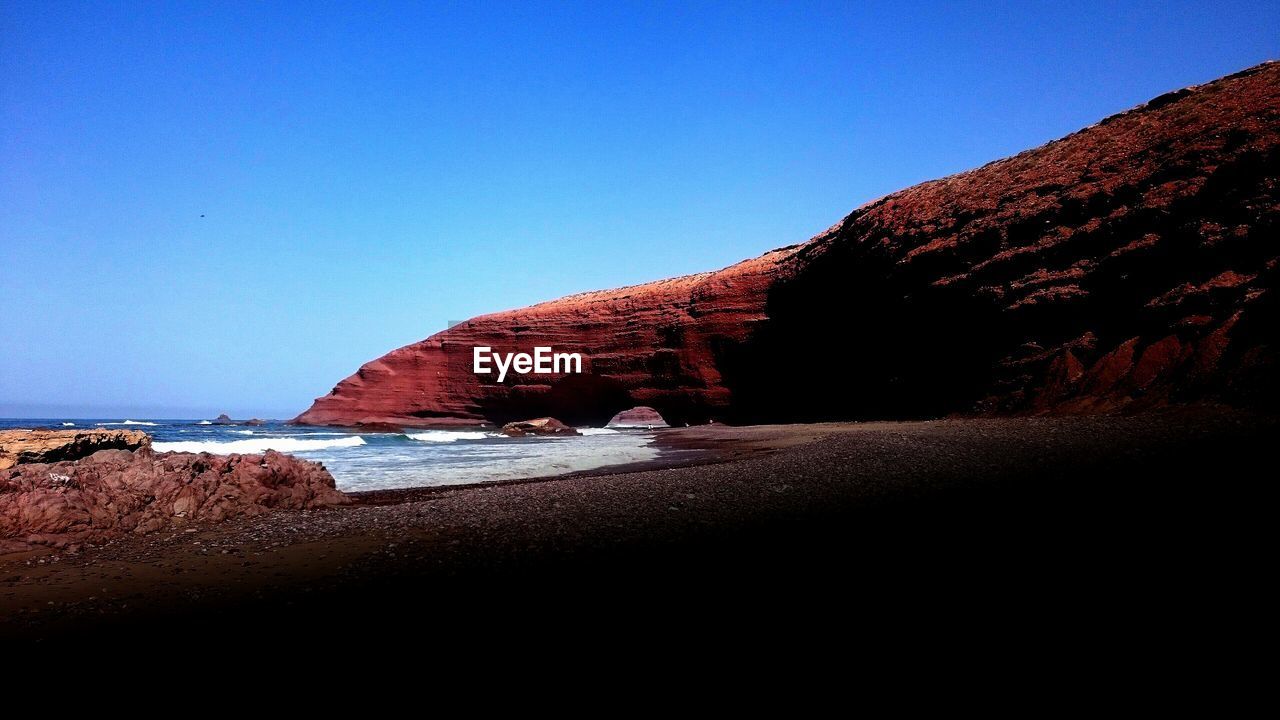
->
[296, 62, 1280, 427]
[297, 249, 798, 426]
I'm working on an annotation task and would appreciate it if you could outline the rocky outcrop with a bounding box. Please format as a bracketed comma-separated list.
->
[607, 407, 669, 428]
[1, 444, 350, 552]
[0, 430, 150, 471]
[501, 418, 581, 437]
[296, 62, 1280, 426]
[210, 414, 266, 425]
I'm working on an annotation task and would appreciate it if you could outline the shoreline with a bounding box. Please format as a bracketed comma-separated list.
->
[2, 406, 1260, 549]
[346, 424, 762, 504]
[0, 421, 804, 560]
[4, 407, 1277, 644]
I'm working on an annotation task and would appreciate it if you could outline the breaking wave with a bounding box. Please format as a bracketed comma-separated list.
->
[197, 420, 212, 425]
[153, 436, 366, 454]
[61, 422, 75, 427]
[577, 428, 621, 435]
[405, 430, 498, 443]
[99, 420, 159, 426]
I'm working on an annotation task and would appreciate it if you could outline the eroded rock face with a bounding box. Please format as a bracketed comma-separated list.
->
[295, 248, 791, 427]
[501, 418, 581, 437]
[0, 430, 150, 471]
[734, 62, 1280, 420]
[607, 407, 669, 428]
[1, 447, 350, 551]
[295, 62, 1280, 425]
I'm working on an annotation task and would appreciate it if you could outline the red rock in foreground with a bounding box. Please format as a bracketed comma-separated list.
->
[296, 62, 1280, 427]
[0, 429, 150, 471]
[1, 446, 350, 552]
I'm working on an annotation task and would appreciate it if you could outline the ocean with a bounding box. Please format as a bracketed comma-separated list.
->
[0, 418, 664, 492]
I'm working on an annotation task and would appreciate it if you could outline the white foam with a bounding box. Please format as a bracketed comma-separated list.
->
[196, 420, 212, 425]
[405, 430, 497, 443]
[98, 420, 159, 426]
[61, 422, 75, 427]
[232, 430, 255, 435]
[331, 430, 659, 492]
[295, 432, 357, 436]
[577, 427, 620, 435]
[153, 436, 366, 454]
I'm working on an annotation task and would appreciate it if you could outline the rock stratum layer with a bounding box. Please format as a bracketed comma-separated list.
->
[1, 441, 350, 552]
[0, 429, 150, 471]
[297, 62, 1280, 427]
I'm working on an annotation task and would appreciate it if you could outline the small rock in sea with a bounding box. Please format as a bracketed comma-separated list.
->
[500, 417, 581, 437]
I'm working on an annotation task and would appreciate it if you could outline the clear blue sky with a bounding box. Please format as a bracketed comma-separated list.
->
[2, 1, 1277, 418]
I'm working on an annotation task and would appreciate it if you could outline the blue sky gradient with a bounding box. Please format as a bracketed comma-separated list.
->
[2, 1, 1277, 418]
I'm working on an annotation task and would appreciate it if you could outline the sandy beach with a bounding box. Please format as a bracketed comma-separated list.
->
[4, 407, 1274, 647]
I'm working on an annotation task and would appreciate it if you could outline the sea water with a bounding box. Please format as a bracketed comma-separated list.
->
[0, 419, 662, 492]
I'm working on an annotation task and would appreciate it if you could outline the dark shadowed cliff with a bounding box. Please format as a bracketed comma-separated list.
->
[296, 62, 1280, 427]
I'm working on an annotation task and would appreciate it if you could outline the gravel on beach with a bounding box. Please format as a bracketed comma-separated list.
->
[3, 408, 1274, 646]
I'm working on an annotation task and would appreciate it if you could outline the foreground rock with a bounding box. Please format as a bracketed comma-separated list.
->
[0, 430, 150, 471]
[607, 407, 669, 428]
[501, 418, 581, 437]
[295, 62, 1280, 426]
[1, 445, 350, 552]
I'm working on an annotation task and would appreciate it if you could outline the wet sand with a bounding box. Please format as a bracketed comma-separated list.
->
[3, 408, 1275, 648]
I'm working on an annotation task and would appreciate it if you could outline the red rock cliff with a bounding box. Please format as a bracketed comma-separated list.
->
[296, 247, 798, 427]
[296, 62, 1280, 426]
